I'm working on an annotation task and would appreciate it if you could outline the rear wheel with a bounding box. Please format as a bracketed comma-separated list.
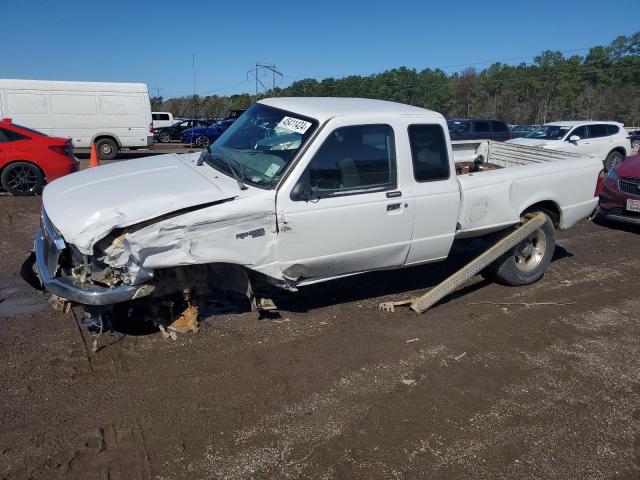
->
[482, 213, 555, 286]
[632, 139, 640, 150]
[1, 162, 44, 196]
[157, 131, 171, 143]
[95, 138, 118, 160]
[604, 150, 624, 171]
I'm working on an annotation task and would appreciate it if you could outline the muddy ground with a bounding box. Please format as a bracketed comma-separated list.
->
[1, 195, 639, 480]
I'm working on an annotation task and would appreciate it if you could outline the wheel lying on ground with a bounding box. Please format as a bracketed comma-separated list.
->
[195, 135, 210, 148]
[157, 131, 171, 143]
[482, 212, 556, 286]
[1, 161, 44, 196]
[604, 150, 624, 171]
[95, 138, 118, 160]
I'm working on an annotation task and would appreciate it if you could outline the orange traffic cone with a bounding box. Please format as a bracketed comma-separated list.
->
[88, 143, 100, 168]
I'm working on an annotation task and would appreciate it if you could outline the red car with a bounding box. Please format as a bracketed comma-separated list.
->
[598, 153, 640, 225]
[0, 118, 78, 195]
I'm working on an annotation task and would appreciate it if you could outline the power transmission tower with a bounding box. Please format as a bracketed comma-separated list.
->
[247, 63, 283, 96]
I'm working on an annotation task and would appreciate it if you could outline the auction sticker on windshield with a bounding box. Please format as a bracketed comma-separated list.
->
[277, 117, 312, 134]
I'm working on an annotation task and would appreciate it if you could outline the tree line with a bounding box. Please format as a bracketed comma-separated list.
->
[153, 32, 640, 126]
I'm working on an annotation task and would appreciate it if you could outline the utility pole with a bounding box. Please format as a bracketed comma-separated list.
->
[247, 63, 283, 96]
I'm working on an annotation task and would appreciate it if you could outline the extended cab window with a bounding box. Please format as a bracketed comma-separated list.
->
[297, 124, 396, 198]
[409, 124, 450, 182]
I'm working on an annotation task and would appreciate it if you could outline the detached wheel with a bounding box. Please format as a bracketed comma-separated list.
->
[1, 162, 44, 196]
[482, 213, 555, 286]
[157, 131, 171, 143]
[95, 138, 118, 160]
[195, 136, 210, 148]
[604, 151, 624, 171]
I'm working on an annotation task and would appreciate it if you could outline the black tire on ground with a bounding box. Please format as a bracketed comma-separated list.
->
[95, 138, 118, 160]
[1, 161, 44, 196]
[604, 150, 624, 171]
[632, 139, 640, 150]
[195, 136, 210, 148]
[157, 131, 171, 143]
[482, 212, 556, 286]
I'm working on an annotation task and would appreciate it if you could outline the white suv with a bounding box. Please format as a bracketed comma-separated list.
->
[507, 121, 631, 170]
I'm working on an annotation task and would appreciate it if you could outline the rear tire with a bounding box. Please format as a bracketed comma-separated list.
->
[604, 151, 624, 171]
[157, 131, 171, 143]
[482, 213, 555, 286]
[195, 136, 210, 148]
[95, 138, 118, 160]
[1, 161, 44, 196]
[632, 139, 640, 150]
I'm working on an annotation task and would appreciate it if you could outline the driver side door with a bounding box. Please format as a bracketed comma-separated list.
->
[275, 119, 414, 283]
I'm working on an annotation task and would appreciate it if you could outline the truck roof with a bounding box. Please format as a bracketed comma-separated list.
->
[0, 78, 149, 93]
[259, 97, 439, 122]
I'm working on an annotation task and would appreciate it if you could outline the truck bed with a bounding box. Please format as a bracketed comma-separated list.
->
[450, 140, 602, 238]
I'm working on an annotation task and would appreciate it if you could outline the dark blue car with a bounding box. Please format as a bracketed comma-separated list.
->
[181, 119, 235, 147]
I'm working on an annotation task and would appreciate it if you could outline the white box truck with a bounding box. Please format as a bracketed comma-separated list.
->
[0, 79, 154, 159]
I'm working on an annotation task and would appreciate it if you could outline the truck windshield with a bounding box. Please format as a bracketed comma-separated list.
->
[525, 125, 570, 140]
[203, 103, 318, 189]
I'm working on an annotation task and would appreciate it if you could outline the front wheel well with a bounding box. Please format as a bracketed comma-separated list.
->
[92, 135, 120, 147]
[521, 201, 561, 229]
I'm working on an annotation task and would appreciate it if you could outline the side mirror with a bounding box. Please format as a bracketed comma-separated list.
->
[569, 135, 581, 143]
[291, 183, 315, 202]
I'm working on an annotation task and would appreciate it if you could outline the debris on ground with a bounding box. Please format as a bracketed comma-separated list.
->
[454, 352, 467, 361]
[401, 379, 417, 386]
[168, 305, 199, 333]
[405, 338, 419, 344]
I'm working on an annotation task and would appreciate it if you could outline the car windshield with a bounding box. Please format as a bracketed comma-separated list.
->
[525, 125, 571, 140]
[202, 103, 318, 189]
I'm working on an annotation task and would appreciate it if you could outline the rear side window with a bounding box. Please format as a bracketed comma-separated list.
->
[298, 124, 397, 197]
[153, 113, 170, 121]
[409, 124, 450, 182]
[606, 124, 620, 135]
[448, 121, 470, 134]
[491, 121, 508, 132]
[472, 121, 491, 133]
[0, 128, 29, 142]
[589, 124, 609, 138]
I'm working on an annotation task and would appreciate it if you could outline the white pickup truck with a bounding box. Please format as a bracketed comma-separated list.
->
[32, 98, 602, 316]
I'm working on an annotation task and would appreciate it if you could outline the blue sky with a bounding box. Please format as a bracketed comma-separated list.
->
[2, 0, 638, 99]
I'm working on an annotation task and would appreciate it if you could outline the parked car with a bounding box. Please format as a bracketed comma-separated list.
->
[0, 118, 78, 195]
[508, 121, 631, 170]
[154, 119, 211, 143]
[596, 153, 640, 225]
[0, 79, 154, 160]
[30, 98, 601, 319]
[152, 112, 174, 129]
[628, 129, 640, 150]
[181, 119, 235, 147]
[447, 119, 512, 141]
[510, 124, 539, 139]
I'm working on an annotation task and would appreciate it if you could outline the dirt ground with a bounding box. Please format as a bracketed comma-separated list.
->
[1, 195, 639, 480]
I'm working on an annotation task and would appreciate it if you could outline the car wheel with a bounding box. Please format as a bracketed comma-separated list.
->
[632, 139, 640, 150]
[95, 138, 118, 160]
[482, 212, 555, 286]
[604, 151, 624, 171]
[158, 131, 171, 143]
[195, 136, 210, 148]
[1, 162, 44, 196]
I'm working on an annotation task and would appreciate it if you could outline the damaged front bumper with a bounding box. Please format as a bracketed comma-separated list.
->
[34, 213, 154, 306]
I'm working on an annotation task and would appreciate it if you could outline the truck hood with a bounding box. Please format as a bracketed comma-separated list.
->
[507, 137, 555, 148]
[42, 152, 252, 254]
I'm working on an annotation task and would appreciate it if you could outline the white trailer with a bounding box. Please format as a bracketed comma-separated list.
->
[0, 79, 154, 159]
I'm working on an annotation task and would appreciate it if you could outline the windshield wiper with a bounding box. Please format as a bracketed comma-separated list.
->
[197, 147, 247, 190]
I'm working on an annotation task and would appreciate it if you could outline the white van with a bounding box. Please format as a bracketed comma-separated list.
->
[0, 79, 154, 159]
[152, 111, 174, 129]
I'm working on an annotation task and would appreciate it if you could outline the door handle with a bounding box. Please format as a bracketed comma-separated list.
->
[386, 191, 402, 198]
